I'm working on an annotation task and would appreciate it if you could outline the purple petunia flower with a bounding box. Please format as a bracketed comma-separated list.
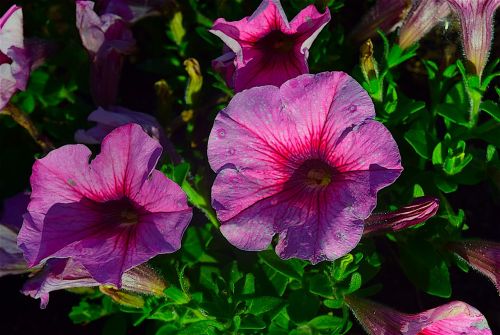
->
[76, 1, 136, 107]
[363, 196, 439, 235]
[18, 124, 192, 286]
[449, 239, 500, 294]
[0, 5, 29, 110]
[345, 295, 492, 334]
[97, 0, 165, 23]
[22, 258, 166, 308]
[208, 72, 402, 263]
[0, 192, 30, 277]
[445, 0, 500, 77]
[350, 0, 411, 43]
[75, 106, 180, 164]
[210, 0, 330, 92]
[398, 0, 451, 49]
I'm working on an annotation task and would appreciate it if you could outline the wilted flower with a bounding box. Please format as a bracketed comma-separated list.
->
[210, 0, 330, 92]
[74, 106, 180, 162]
[208, 72, 402, 263]
[76, 1, 136, 107]
[363, 196, 439, 235]
[445, 0, 500, 77]
[18, 124, 192, 286]
[22, 258, 165, 308]
[0, 192, 30, 277]
[98, 0, 165, 23]
[0, 5, 29, 110]
[345, 295, 492, 335]
[398, 0, 451, 49]
[449, 239, 500, 294]
[351, 0, 411, 43]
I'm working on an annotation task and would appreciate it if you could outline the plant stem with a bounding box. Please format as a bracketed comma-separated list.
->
[1, 103, 54, 153]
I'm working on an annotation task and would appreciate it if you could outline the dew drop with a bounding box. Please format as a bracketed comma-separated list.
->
[67, 179, 76, 186]
[348, 104, 357, 112]
[217, 128, 226, 138]
[335, 232, 345, 241]
[227, 148, 235, 155]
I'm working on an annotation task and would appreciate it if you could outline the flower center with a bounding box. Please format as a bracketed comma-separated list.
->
[0, 51, 12, 65]
[257, 30, 296, 53]
[100, 197, 140, 227]
[295, 159, 336, 188]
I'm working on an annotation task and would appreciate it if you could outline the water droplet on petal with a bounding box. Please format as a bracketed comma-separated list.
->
[228, 148, 235, 155]
[335, 232, 345, 241]
[217, 128, 226, 138]
[348, 104, 357, 112]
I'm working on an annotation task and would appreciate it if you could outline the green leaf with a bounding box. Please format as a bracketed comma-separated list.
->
[287, 290, 320, 324]
[323, 299, 344, 309]
[173, 162, 190, 185]
[432, 143, 444, 165]
[164, 286, 190, 304]
[308, 315, 343, 330]
[481, 100, 500, 121]
[261, 262, 289, 296]
[434, 175, 458, 193]
[398, 239, 451, 298]
[239, 315, 266, 330]
[404, 128, 431, 159]
[435, 103, 469, 127]
[245, 297, 283, 315]
[178, 321, 224, 335]
[413, 184, 425, 197]
[308, 273, 334, 298]
[258, 250, 304, 280]
[344, 272, 362, 294]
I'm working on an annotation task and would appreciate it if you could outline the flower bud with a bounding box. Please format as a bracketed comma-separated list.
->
[448, 239, 500, 294]
[445, 0, 500, 77]
[363, 196, 439, 236]
[345, 295, 492, 334]
[399, 0, 451, 50]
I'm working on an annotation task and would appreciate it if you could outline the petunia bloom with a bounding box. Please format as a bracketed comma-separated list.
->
[0, 192, 30, 277]
[345, 295, 492, 335]
[449, 239, 500, 294]
[363, 196, 439, 235]
[210, 0, 331, 92]
[97, 0, 165, 23]
[350, 0, 411, 43]
[0, 5, 29, 110]
[208, 72, 402, 263]
[76, 1, 136, 107]
[398, 0, 451, 49]
[74, 106, 180, 163]
[18, 123, 192, 286]
[22, 258, 165, 308]
[445, 0, 500, 77]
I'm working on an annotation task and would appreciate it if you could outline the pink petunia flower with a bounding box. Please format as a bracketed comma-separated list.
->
[449, 239, 500, 294]
[350, 0, 411, 43]
[445, 0, 500, 77]
[208, 72, 402, 263]
[398, 0, 451, 49]
[210, 0, 331, 92]
[22, 258, 165, 308]
[345, 295, 492, 335]
[0, 192, 30, 277]
[0, 5, 29, 110]
[76, 1, 136, 107]
[363, 196, 439, 235]
[18, 124, 192, 286]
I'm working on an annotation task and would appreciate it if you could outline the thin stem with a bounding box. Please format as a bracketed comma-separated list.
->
[1, 103, 54, 153]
